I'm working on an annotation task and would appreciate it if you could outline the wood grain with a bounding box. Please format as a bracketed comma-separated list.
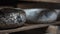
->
[20, 0, 60, 3]
[0, 24, 48, 33]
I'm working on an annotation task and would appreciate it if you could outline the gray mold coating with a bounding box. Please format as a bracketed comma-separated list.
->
[0, 8, 26, 27]
[23, 8, 60, 24]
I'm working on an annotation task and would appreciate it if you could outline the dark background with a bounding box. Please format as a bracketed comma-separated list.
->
[0, 0, 19, 7]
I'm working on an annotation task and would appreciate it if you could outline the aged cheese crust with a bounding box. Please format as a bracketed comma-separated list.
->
[0, 8, 26, 29]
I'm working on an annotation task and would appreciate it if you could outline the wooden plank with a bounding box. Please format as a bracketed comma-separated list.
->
[19, 0, 60, 3]
[0, 24, 48, 33]
[17, 3, 60, 9]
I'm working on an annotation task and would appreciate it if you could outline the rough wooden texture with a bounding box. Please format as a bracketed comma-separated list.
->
[0, 24, 48, 34]
[20, 0, 60, 3]
[17, 3, 60, 9]
[10, 25, 48, 34]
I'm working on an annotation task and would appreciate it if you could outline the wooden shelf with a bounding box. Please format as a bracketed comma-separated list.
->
[0, 21, 59, 34]
[0, 24, 48, 34]
[19, 0, 60, 3]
